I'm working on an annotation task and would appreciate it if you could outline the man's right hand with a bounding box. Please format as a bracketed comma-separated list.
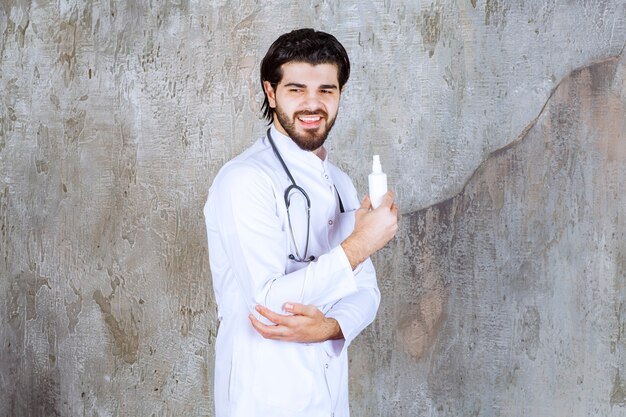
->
[341, 191, 398, 270]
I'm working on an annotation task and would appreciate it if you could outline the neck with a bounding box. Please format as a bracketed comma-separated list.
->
[313, 146, 326, 160]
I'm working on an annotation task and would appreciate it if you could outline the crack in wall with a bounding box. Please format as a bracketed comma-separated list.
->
[404, 48, 625, 218]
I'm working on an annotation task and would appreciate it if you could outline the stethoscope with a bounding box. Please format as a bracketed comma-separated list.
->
[266, 128, 344, 263]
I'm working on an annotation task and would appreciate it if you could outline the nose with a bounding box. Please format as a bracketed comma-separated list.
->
[302, 91, 324, 111]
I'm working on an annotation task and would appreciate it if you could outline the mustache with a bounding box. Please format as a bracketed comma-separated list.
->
[295, 110, 328, 118]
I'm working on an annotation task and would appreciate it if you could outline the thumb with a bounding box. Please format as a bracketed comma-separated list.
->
[284, 302, 316, 316]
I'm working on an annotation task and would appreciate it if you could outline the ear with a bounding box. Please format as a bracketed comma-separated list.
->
[263, 81, 277, 108]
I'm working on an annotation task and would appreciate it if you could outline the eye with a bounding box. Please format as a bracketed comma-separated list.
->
[289, 88, 303, 93]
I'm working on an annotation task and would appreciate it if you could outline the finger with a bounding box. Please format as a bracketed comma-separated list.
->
[360, 195, 372, 210]
[380, 191, 395, 207]
[249, 313, 269, 334]
[255, 304, 288, 325]
[249, 313, 264, 331]
[283, 302, 317, 316]
[249, 314, 286, 340]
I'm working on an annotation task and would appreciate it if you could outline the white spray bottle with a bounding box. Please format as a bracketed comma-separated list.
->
[368, 155, 388, 209]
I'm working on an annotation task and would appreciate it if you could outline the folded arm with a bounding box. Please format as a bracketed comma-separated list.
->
[249, 193, 398, 348]
[206, 163, 361, 317]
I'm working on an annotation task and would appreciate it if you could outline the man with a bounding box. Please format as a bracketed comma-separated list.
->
[204, 28, 398, 417]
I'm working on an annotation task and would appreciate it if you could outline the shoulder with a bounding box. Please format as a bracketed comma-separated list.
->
[213, 140, 274, 189]
[208, 139, 281, 209]
[212, 163, 273, 200]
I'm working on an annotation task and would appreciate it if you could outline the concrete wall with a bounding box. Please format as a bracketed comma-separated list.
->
[1, 1, 624, 416]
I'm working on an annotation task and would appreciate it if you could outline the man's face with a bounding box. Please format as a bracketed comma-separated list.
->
[264, 62, 341, 152]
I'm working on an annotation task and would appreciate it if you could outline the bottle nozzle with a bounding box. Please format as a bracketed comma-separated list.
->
[372, 155, 382, 174]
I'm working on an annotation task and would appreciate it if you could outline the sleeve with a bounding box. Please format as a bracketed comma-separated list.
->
[323, 246, 380, 357]
[320, 168, 381, 357]
[205, 162, 359, 319]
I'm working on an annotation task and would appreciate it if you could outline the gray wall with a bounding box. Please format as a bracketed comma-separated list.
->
[1, 1, 625, 416]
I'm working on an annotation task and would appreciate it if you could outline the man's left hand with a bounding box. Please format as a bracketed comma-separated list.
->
[249, 303, 344, 343]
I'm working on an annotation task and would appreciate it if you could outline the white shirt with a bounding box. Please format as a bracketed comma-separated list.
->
[204, 125, 380, 417]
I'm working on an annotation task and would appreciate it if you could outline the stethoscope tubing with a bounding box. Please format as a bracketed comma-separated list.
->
[266, 128, 315, 262]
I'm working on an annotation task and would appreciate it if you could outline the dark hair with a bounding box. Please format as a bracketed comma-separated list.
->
[260, 28, 351, 122]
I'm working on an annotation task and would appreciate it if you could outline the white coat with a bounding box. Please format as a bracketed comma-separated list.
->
[204, 125, 380, 417]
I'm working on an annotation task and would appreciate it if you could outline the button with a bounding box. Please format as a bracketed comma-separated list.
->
[325, 363, 329, 369]
[328, 220, 333, 225]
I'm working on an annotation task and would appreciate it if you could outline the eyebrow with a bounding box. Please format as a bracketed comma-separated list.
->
[283, 82, 339, 90]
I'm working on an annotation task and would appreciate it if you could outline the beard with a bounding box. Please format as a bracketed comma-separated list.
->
[274, 107, 337, 151]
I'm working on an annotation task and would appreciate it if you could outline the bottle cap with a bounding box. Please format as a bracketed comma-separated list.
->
[372, 155, 382, 173]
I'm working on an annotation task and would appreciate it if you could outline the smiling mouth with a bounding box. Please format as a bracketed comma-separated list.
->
[298, 115, 322, 123]
[296, 112, 326, 129]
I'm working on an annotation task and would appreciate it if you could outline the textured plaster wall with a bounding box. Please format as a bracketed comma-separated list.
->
[1, 1, 625, 416]
[365, 53, 626, 416]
